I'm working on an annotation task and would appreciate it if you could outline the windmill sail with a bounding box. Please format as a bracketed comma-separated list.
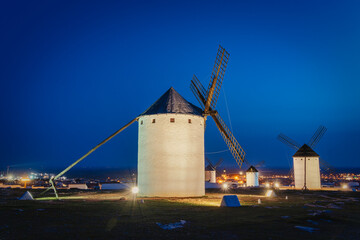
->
[191, 45, 246, 169]
[205, 45, 229, 112]
[214, 158, 224, 168]
[211, 113, 246, 168]
[190, 75, 207, 108]
[277, 133, 301, 150]
[205, 157, 216, 170]
[308, 126, 327, 148]
[319, 157, 334, 173]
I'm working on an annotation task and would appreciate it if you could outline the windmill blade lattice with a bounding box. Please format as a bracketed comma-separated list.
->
[211, 113, 246, 168]
[277, 133, 301, 150]
[190, 45, 246, 169]
[308, 126, 327, 148]
[205, 157, 216, 170]
[319, 157, 334, 173]
[205, 45, 229, 112]
[190, 75, 207, 108]
[254, 160, 265, 168]
[214, 158, 224, 168]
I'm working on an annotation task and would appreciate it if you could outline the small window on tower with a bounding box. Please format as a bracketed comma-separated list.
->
[141, 120, 143, 125]
[188, 119, 192, 123]
[170, 118, 175, 123]
[152, 119, 156, 123]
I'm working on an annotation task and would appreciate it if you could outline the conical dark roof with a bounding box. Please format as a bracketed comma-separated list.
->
[293, 144, 319, 157]
[140, 87, 203, 116]
[205, 165, 215, 171]
[246, 166, 258, 172]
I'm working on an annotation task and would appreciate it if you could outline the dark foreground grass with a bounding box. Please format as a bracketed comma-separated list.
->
[0, 189, 359, 239]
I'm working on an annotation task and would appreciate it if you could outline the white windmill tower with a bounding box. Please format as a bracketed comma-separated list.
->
[205, 158, 223, 183]
[137, 87, 205, 197]
[277, 126, 328, 190]
[43, 45, 247, 199]
[246, 165, 259, 187]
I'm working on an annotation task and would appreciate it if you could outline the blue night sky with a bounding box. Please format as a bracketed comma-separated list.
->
[1, 0, 360, 171]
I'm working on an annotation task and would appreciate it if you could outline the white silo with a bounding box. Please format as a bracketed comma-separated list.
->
[137, 87, 205, 197]
[246, 166, 259, 187]
[293, 144, 321, 190]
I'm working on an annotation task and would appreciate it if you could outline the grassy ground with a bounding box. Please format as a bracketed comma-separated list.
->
[0, 188, 359, 239]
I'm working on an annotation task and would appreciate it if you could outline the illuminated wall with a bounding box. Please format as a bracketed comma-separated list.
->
[246, 172, 259, 187]
[293, 157, 321, 189]
[138, 114, 205, 197]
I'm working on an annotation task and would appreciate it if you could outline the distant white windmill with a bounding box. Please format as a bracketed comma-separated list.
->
[205, 158, 223, 183]
[277, 126, 328, 190]
[246, 166, 259, 187]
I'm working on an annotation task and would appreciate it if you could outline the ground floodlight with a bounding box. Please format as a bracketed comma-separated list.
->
[222, 183, 228, 189]
[132, 186, 139, 194]
[265, 190, 275, 197]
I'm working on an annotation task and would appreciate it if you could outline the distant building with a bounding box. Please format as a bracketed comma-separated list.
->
[293, 144, 321, 190]
[0, 183, 22, 189]
[246, 166, 259, 187]
[68, 183, 88, 190]
[100, 183, 129, 190]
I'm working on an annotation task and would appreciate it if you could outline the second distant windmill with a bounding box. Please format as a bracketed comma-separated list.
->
[277, 126, 328, 190]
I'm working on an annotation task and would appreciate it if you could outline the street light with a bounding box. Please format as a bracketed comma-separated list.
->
[21, 178, 30, 188]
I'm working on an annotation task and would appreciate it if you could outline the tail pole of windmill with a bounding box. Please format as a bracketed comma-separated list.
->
[42, 118, 138, 198]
